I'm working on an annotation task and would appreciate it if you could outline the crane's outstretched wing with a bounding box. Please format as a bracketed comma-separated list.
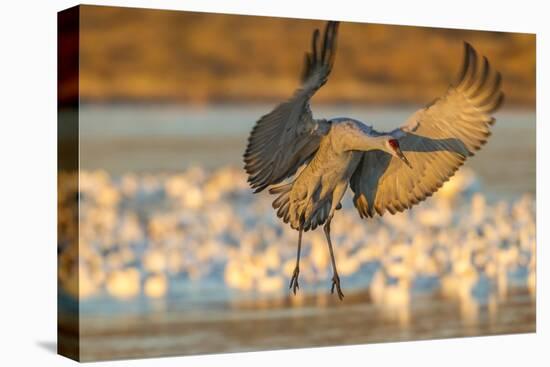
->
[350, 42, 504, 218]
[244, 21, 339, 193]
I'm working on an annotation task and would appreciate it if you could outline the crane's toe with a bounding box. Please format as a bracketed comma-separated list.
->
[289, 267, 300, 295]
[330, 274, 345, 300]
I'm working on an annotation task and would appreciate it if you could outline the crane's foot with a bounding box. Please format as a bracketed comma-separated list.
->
[289, 267, 300, 295]
[330, 274, 344, 300]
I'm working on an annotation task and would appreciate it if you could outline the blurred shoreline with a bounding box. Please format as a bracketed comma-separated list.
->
[71, 101, 537, 111]
[68, 5, 536, 107]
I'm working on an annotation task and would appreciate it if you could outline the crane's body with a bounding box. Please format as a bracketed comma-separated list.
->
[243, 21, 503, 300]
[272, 118, 394, 232]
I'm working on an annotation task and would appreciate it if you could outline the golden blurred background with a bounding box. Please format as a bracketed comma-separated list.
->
[73, 5, 535, 106]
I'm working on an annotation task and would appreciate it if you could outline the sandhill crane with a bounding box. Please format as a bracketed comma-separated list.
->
[243, 21, 503, 300]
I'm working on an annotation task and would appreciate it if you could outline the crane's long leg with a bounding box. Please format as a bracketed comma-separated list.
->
[289, 227, 303, 295]
[323, 218, 344, 300]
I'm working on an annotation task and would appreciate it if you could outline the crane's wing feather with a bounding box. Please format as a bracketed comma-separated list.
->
[244, 21, 339, 193]
[350, 42, 504, 217]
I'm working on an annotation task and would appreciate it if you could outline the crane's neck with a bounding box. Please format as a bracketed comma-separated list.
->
[346, 134, 391, 152]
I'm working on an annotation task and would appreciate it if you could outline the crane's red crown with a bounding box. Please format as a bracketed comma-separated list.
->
[388, 139, 400, 150]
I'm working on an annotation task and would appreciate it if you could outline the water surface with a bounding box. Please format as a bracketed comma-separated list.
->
[79, 104, 535, 199]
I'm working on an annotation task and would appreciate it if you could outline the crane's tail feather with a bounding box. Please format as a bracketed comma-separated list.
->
[270, 182, 332, 232]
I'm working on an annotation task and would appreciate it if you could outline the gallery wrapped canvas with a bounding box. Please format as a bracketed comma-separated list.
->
[57, 5, 535, 362]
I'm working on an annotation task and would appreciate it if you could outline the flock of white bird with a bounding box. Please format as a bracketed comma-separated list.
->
[58, 166, 535, 319]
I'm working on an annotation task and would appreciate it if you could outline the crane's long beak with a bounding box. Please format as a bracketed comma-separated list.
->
[396, 148, 412, 169]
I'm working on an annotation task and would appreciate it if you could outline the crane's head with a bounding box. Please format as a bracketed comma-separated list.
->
[386, 138, 412, 168]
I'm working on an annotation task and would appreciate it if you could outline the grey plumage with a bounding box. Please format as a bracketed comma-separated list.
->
[243, 22, 503, 299]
